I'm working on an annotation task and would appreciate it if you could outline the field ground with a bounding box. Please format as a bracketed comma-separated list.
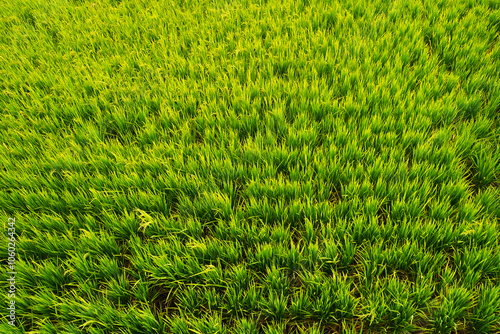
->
[1, 0, 500, 333]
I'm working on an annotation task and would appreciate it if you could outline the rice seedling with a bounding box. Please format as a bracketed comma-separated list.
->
[468, 284, 500, 333]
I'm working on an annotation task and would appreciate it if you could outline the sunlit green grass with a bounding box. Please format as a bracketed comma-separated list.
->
[1, 0, 500, 333]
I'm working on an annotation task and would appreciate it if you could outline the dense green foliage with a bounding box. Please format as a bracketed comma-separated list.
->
[1, 0, 500, 332]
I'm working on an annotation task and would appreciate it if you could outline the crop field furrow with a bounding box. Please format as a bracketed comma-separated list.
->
[1, 0, 500, 333]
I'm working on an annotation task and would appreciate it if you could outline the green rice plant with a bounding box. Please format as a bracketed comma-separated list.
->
[470, 115, 495, 141]
[386, 183, 403, 206]
[336, 286, 358, 321]
[239, 221, 272, 246]
[150, 253, 207, 288]
[457, 200, 483, 225]
[427, 198, 454, 222]
[177, 285, 204, 317]
[127, 235, 161, 278]
[60, 323, 84, 334]
[359, 242, 387, 291]
[456, 93, 483, 121]
[406, 198, 427, 220]
[264, 265, 290, 296]
[203, 287, 223, 312]
[429, 146, 456, 170]
[391, 198, 409, 222]
[320, 238, 340, 275]
[119, 305, 165, 333]
[437, 265, 458, 296]
[77, 228, 121, 257]
[227, 263, 251, 291]
[459, 269, 484, 291]
[471, 147, 499, 190]
[103, 274, 132, 306]
[438, 179, 471, 208]
[303, 241, 320, 273]
[309, 271, 359, 322]
[295, 322, 323, 334]
[474, 188, 500, 220]
[468, 285, 500, 333]
[260, 290, 288, 322]
[383, 277, 419, 332]
[454, 246, 499, 285]
[213, 216, 242, 243]
[359, 280, 388, 329]
[241, 283, 262, 315]
[100, 209, 140, 241]
[413, 273, 436, 311]
[188, 238, 242, 268]
[303, 218, 317, 245]
[373, 177, 388, 200]
[289, 289, 313, 321]
[64, 250, 100, 284]
[130, 278, 155, 305]
[167, 316, 189, 334]
[417, 220, 459, 253]
[453, 126, 477, 160]
[338, 237, 357, 271]
[430, 286, 474, 334]
[300, 270, 356, 324]
[383, 241, 421, 276]
[383, 217, 417, 244]
[358, 179, 374, 200]
[285, 241, 303, 273]
[309, 279, 341, 324]
[302, 200, 334, 227]
[340, 318, 366, 334]
[332, 200, 352, 222]
[36, 321, 66, 334]
[236, 317, 260, 334]
[352, 215, 380, 246]
[249, 242, 276, 273]
[35, 259, 71, 293]
[244, 197, 282, 227]
[26, 286, 61, 321]
[414, 250, 448, 283]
